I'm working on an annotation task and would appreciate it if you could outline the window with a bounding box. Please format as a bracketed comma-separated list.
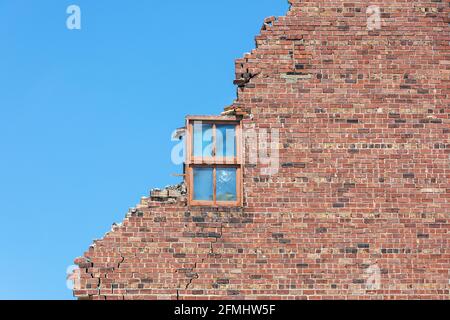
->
[186, 116, 242, 206]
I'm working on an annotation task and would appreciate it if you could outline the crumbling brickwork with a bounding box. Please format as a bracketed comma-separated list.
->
[74, 0, 450, 300]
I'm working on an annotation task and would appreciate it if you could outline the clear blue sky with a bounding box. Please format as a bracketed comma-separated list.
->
[0, 1, 288, 299]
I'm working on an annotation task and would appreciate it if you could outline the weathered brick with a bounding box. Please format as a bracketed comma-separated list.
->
[73, 0, 450, 301]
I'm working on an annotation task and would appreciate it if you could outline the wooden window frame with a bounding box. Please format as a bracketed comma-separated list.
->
[185, 116, 243, 207]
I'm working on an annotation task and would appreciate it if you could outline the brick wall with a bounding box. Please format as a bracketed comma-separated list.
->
[74, 0, 450, 300]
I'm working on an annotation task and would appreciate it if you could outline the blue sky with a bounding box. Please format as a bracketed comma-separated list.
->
[0, 1, 288, 299]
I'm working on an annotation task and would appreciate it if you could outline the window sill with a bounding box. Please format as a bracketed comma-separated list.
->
[189, 201, 242, 208]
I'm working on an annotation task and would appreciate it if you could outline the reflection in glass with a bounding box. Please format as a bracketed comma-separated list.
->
[216, 125, 236, 158]
[193, 122, 213, 157]
[216, 168, 237, 202]
[193, 167, 214, 201]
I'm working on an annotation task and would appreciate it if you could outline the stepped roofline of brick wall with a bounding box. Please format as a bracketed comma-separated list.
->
[73, 0, 449, 300]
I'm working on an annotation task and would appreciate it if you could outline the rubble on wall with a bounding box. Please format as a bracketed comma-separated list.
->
[150, 182, 187, 203]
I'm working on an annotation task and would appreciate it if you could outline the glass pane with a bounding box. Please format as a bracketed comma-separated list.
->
[193, 167, 213, 201]
[216, 168, 237, 202]
[193, 122, 213, 157]
[216, 124, 236, 158]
